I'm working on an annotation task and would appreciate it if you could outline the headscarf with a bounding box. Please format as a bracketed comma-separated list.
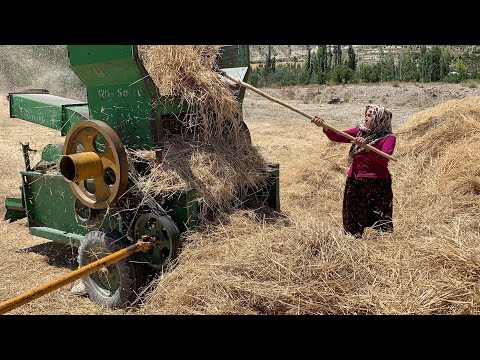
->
[348, 104, 393, 163]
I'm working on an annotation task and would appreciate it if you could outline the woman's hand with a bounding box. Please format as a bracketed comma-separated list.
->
[311, 116, 325, 127]
[352, 137, 370, 151]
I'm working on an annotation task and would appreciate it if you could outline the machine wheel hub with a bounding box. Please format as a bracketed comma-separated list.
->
[133, 213, 180, 269]
[61, 120, 128, 209]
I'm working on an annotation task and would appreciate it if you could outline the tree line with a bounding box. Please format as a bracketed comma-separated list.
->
[247, 45, 480, 87]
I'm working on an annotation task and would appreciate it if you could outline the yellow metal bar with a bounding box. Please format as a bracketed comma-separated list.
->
[220, 71, 397, 162]
[0, 241, 153, 315]
[60, 152, 103, 182]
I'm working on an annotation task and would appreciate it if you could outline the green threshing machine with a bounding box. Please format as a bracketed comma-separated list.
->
[4, 45, 280, 308]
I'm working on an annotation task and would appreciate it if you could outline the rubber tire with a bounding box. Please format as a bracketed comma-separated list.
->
[78, 229, 142, 309]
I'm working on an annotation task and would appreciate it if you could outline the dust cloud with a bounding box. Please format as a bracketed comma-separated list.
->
[0, 45, 86, 101]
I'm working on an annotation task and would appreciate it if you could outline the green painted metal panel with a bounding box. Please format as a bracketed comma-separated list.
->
[219, 45, 250, 68]
[266, 164, 280, 211]
[4, 197, 26, 222]
[68, 45, 136, 69]
[30, 227, 84, 247]
[167, 189, 198, 232]
[62, 104, 90, 135]
[21, 172, 122, 238]
[73, 58, 146, 86]
[67, 45, 187, 150]
[86, 83, 179, 149]
[9, 94, 85, 130]
[5, 197, 24, 209]
[41, 144, 63, 163]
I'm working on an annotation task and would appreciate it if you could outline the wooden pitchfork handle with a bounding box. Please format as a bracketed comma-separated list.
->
[216, 68, 397, 162]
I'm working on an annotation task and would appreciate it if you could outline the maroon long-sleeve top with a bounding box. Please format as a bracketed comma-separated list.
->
[323, 128, 396, 178]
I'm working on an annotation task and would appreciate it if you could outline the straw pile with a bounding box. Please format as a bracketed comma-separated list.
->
[136, 96, 480, 315]
[394, 96, 480, 230]
[139, 45, 240, 136]
[397, 96, 480, 158]
[128, 133, 269, 221]
[131, 45, 270, 221]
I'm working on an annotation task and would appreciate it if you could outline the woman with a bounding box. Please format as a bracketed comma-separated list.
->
[312, 104, 396, 238]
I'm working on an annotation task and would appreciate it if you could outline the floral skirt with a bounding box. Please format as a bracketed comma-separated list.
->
[342, 177, 393, 237]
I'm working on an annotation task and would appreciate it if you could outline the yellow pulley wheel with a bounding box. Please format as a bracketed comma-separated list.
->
[60, 120, 128, 209]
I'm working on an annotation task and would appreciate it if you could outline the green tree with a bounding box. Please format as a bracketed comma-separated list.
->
[327, 45, 332, 73]
[333, 45, 342, 66]
[420, 45, 429, 81]
[314, 45, 327, 84]
[248, 68, 260, 87]
[347, 45, 356, 71]
[455, 57, 468, 80]
[399, 51, 420, 82]
[274, 64, 300, 86]
[264, 45, 273, 77]
[330, 64, 354, 84]
[300, 46, 312, 85]
[310, 49, 319, 81]
[320, 45, 327, 73]
[440, 49, 451, 80]
[378, 47, 386, 81]
[430, 46, 443, 81]
[382, 52, 395, 81]
[357, 63, 381, 83]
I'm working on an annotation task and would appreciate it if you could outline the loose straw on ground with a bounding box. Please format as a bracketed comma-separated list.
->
[136, 96, 480, 314]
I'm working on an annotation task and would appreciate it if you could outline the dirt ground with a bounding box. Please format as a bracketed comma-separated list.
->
[1, 82, 479, 314]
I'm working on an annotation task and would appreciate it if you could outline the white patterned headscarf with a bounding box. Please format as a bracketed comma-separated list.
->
[348, 104, 393, 162]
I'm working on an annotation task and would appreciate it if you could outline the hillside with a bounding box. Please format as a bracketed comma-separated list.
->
[2, 45, 480, 100]
[249, 45, 480, 65]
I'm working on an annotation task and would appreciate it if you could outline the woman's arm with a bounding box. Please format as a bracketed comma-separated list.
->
[323, 127, 360, 143]
[311, 116, 359, 143]
[369, 136, 396, 164]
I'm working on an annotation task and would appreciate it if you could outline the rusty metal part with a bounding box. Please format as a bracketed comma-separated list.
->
[154, 148, 163, 164]
[61, 120, 129, 209]
[0, 240, 153, 315]
[60, 152, 103, 181]
[133, 212, 180, 269]
[21, 143, 33, 171]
